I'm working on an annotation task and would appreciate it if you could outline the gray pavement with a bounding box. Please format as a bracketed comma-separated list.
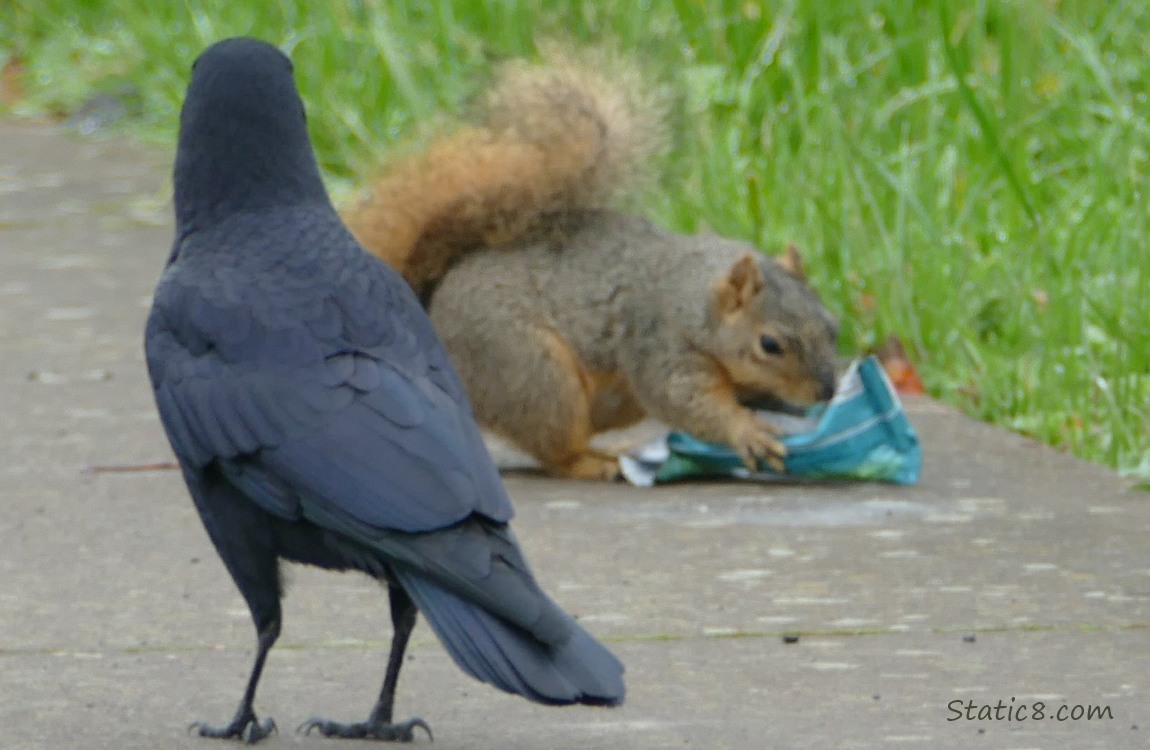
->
[1, 119, 1148, 749]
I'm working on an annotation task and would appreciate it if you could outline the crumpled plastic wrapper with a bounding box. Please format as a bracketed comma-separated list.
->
[619, 356, 921, 486]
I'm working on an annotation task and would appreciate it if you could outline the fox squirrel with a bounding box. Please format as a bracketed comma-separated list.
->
[344, 52, 840, 480]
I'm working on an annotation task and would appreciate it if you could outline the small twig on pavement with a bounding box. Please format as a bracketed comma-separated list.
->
[84, 461, 179, 474]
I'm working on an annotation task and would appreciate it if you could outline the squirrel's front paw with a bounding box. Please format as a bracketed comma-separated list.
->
[728, 416, 787, 472]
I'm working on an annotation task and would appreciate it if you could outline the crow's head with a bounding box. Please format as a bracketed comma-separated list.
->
[173, 37, 329, 231]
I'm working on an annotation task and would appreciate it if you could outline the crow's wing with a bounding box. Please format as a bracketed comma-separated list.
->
[145, 240, 514, 532]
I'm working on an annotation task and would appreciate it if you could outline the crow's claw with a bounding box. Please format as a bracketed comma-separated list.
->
[189, 714, 276, 744]
[297, 715, 432, 742]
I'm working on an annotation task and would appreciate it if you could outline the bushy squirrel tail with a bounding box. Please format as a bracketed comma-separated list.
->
[343, 46, 669, 296]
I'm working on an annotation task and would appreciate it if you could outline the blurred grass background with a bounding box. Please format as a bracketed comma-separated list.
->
[2, 0, 1147, 477]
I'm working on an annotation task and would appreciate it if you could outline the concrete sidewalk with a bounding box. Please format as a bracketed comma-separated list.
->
[1, 120, 1147, 749]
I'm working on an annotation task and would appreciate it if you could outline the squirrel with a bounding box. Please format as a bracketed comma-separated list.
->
[343, 50, 841, 480]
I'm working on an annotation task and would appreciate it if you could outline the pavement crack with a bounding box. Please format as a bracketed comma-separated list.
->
[3, 621, 1147, 659]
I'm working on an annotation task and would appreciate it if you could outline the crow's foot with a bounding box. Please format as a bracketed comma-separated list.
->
[189, 710, 277, 744]
[297, 716, 431, 742]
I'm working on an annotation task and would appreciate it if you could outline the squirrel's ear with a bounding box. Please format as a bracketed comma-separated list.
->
[713, 252, 766, 315]
[777, 243, 806, 280]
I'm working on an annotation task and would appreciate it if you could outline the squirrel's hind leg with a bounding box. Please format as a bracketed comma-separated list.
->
[505, 328, 623, 481]
[434, 310, 623, 481]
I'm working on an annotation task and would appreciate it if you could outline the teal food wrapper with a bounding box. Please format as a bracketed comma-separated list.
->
[619, 356, 921, 486]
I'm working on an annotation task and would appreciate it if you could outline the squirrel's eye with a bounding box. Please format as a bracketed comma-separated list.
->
[760, 335, 783, 356]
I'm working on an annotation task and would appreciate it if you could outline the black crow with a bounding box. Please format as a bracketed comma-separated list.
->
[144, 37, 624, 743]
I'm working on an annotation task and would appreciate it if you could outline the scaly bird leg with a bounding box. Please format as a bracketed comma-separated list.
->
[190, 616, 280, 744]
[298, 584, 431, 742]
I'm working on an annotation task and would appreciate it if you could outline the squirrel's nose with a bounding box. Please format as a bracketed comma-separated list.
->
[818, 375, 836, 402]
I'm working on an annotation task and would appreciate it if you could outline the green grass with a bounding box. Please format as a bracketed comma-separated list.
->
[2, 0, 1148, 477]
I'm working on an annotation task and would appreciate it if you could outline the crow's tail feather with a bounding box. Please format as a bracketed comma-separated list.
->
[393, 568, 624, 707]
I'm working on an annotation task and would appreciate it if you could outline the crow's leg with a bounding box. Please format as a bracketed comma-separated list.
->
[190, 613, 280, 743]
[187, 475, 283, 743]
[299, 584, 431, 742]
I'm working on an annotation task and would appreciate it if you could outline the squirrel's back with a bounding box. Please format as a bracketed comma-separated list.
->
[342, 48, 669, 297]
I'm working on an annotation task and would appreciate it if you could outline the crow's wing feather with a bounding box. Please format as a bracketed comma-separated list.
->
[241, 371, 510, 530]
[145, 242, 513, 531]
